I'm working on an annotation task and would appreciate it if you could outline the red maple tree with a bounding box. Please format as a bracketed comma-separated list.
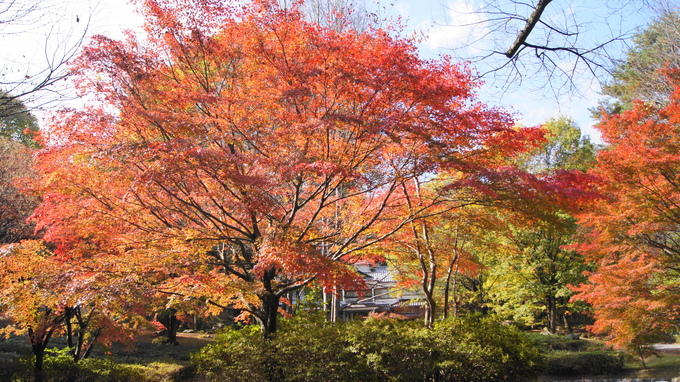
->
[573, 69, 680, 354]
[31, 0, 546, 337]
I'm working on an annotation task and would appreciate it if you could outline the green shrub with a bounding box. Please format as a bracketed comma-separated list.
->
[191, 324, 269, 382]
[275, 313, 363, 381]
[433, 315, 542, 381]
[191, 314, 541, 382]
[546, 351, 625, 376]
[344, 318, 438, 381]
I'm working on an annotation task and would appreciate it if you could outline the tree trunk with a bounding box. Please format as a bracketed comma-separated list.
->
[260, 292, 281, 338]
[258, 265, 281, 338]
[258, 289, 284, 380]
[82, 329, 101, 360]
[34, 346, 45, 382]
[168, 312, 178, 344]
[638, 345, 648, 369]
[548, 294, 557, 333]
[423, 289, 436, 329]
[65, 307, 74, 350]
[442, 277, 450, 320]
[563, 310, 572, 334]
[159, 308, 179, 344]
[28, 327, 53, 382]
[255, 266, 312, 338]
[330, 287, 338, 323]
[452, 266, 460, 317]
[442, 251, 459, 320]
[423, 252, 437, 329]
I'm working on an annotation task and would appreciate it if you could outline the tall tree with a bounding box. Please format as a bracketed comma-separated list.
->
[486, 117, 595, 333]
[519, 117, 597, 173]
[574, 69, 680, 352]
[377, 118, 595, 329]
[383, 200, 494, 326]
[489, 215, 588, 332]
[0, 99, 40, 245]
[379, 180, 483, 328]
[31, 0, 545, 338]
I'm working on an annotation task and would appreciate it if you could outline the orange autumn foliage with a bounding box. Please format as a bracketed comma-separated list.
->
[31, 0, 545, 336]
[573, 69, 680, 350]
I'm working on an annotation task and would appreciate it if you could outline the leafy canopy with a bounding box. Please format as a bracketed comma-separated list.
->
[31, 0, 544, 336]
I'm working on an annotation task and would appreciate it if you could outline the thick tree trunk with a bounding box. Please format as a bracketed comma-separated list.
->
[423, 290, 436, 329]
[260, 292, 281, 338]
[159, 308, 179, 344]
[34, 346, 45, 382]
[259, 266, 282, 339]
[254, 266, 312, 338]
[28, 327, 53, 382]
[548, 294, 557, 333]
[258, 286, 284, 381]
[167, 313, 179, 344]
[65, 308, 74, 350]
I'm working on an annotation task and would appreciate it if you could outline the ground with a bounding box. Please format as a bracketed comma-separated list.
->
[3, 329, 680, 381]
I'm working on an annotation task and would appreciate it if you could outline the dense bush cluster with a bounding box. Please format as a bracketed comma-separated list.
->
[192, 314, 541, 382]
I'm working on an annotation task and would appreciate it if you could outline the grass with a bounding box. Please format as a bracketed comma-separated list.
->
[533, 333, 680, 381]
[619, 351, 680, 380]
[0, 331, 214, 382]
[109, 332, 213, 381]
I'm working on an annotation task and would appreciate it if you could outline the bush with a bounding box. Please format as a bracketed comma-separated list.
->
[545, 351, 625, 376]
[192, 314, 541, 382]
[275, 313, 363, 381]
[344, 318, 439, 381]
[191, 325, 269, 382]
[432, 315, 542, 381]
[0, 353, 24, 382]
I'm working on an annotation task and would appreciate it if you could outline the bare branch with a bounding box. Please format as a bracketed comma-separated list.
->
[506, 0, 552, 58]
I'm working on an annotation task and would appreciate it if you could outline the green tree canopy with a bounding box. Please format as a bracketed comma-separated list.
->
[487, 117, 595, 332]
[520, 116, 597, 173]
[0, 92, 40, 148]
[600, 9, 680, 113]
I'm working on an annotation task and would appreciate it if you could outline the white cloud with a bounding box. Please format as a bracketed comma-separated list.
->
[423, 0, 488, 51]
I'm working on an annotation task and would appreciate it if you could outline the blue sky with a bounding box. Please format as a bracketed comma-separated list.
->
[2, 0, 660, 143]
[388, 0, 658, 143]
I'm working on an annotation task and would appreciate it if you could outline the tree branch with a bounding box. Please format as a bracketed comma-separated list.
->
[505, 0, 553, 58]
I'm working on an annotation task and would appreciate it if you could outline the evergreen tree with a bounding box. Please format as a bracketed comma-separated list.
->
[599, 10, 680, 113]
